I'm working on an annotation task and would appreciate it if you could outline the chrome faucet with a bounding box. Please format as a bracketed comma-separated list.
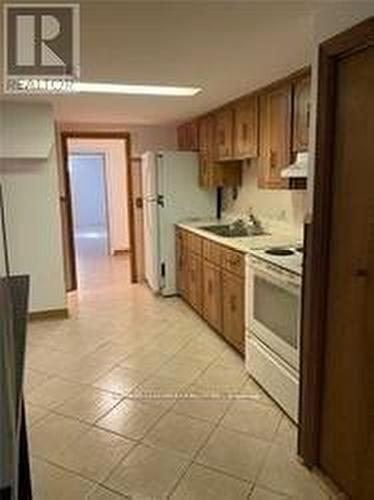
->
[248, 211, 264, 234]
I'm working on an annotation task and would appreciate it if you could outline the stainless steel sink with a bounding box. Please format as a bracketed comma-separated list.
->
[198, 224, 267, 238]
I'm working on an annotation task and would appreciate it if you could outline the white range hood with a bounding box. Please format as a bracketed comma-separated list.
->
[281, 152, 308, 179]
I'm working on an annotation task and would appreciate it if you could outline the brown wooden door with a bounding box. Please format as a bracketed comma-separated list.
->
[215, 108, 234, 161]
[203, 261, 222, 332]
[222, 270, 244, 354]
[234, 96, 259, 159]
[318, 46, 374, 499]
[131, 157, 145, 282]
[188, 252, 203, 314]
[292, 76, 311, 153]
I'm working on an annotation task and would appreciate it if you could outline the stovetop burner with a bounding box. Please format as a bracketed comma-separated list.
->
[265, 248, 295, 256]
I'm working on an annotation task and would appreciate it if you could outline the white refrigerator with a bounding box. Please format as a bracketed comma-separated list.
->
[141, 151, 216, 296]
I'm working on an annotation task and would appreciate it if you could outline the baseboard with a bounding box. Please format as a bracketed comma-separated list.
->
[113, 249, 130, 256]
[28, 308, 69, 321]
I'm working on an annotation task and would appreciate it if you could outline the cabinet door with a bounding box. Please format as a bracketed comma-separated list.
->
[203, 261, 222, 332]
[258, 85, 292, 189]
[234, 96, 259, 159]
[222, 271, 245, 354]
[177, 121, 199, 151]
[188, 253, 203, 314]
[215, 108, 234, 160]
[198, 115, 241, 188]
[176, 229, 188, 299]
[292, 76, 311, 152]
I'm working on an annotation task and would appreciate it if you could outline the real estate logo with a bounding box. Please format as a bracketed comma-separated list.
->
[3, 3, 80, 94]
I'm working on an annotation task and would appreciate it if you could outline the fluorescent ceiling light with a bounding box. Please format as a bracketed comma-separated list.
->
[73, 82, 202, 96]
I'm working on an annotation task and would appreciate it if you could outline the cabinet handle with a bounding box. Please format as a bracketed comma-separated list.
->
[230, 295, 236, 312]
[208, 280, 213, 295]
[270, 150, 276, 168]
[228, 257, 240, 266]
[242, 123, 248, 141]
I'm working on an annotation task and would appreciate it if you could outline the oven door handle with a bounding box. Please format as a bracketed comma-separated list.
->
[250, 263, 301, 290]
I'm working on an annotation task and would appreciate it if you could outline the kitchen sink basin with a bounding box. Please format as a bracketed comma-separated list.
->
[198, 224, 267, 238]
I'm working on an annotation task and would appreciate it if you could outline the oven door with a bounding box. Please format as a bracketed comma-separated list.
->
[248, 258, 301, 370]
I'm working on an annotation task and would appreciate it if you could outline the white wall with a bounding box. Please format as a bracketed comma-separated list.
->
[223, 160, 307, 237]
[61, 123, 177, 157]
[307, 2, 374, 214]
[68, 139, 130, 254]
[69, 154, 108, 230]
[0, 103, 66, 313]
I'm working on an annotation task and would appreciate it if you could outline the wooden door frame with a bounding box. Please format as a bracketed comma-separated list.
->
[60, 131, 137, 285]
[298, 17, 374, 468]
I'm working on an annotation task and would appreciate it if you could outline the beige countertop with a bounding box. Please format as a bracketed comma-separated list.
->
[176, 218, 302, 254]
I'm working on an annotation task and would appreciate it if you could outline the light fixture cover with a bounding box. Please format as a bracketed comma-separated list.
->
[73, 82, 201, 96]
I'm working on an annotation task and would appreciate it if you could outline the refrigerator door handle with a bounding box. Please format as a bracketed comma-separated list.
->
[157, 195, 165, 207]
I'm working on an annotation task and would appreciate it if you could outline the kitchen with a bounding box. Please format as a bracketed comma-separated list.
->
[2, 3, 373, 499]
[142, 68, 309, 423]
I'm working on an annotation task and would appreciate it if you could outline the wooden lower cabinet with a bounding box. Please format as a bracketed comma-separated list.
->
[187, 252, 203, 315]
[222, 271, 245, 354]
[176, 228, 245, 355]
[203, 261, 222, 332]
[176, 229, 188, 300]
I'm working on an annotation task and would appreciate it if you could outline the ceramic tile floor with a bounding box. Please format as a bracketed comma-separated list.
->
[26, 254, 340, 499]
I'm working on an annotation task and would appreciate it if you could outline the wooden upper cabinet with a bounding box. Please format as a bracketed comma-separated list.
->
[292, 76, 311, 152]
[215, 108, 234, 161]
[177, 120, 199, 151]
[198, 115, 241, 189]
[234, 96, 259, 159]
[258, 83, 292, 189]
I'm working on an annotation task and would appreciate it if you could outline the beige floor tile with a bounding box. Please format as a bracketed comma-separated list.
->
[56, 426, 135, 482]
[172, 394, 231, 423]
[170, 463, 251, 499]
[249, 486, 291, 499]
[61, 359, 118, 384]
[26, 254, 330, 499]
[55, 386, 123, 424]
[25, 404, 50, 427]
[221, 400, 282, 442]
[196, 427, 270, 482]
[154, 354, 208, 384]
[86, 485, 127, 499]
[240, 378, 277, 404]
[273, 415, 298, 455]
[143, 410, 214, 457]
[31, 458, 95, 500]
[94, 365, 149, 395]
[257, 444, 330, 499]
[26, 376, 85, 409]
[130, 374, 191, 402]
[24, 369, 50, 394]
[29, 413, 90, 461]
[193, 363, 248, 393]
[105, 443, 190, 498]
[97, 398, 169, 440]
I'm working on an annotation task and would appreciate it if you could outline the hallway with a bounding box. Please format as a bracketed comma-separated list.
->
[26, 255, 335, 499]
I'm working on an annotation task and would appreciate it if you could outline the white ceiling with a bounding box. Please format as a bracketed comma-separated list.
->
[1, 1, 318, 125]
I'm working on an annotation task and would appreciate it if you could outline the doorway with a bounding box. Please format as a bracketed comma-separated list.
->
[69, 153, 110, 259]
[60, 132, 137, 292]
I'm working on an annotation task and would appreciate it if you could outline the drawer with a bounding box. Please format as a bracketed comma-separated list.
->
[202, 239, 222, 266]
[187, 232, 203, 255]
[221, 247, 245, 277]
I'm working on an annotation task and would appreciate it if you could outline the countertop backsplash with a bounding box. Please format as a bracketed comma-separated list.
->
[222, 160, 307, 241]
